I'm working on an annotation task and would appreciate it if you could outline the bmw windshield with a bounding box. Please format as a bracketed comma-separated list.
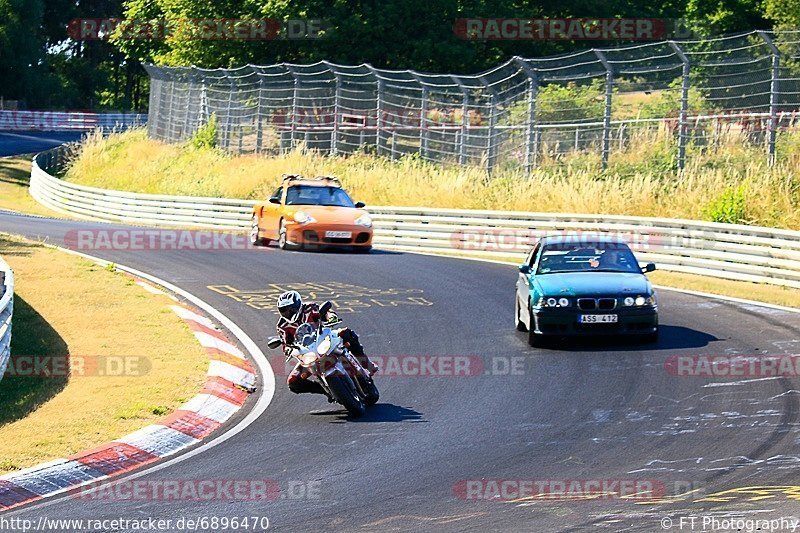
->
[536, 243, 641, 275]
[285, 186, 355, 208]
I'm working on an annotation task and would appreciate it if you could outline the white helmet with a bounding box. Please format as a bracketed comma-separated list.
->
[277, 290, 303, 322]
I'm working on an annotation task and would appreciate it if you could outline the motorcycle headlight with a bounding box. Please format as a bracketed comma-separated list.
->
[355, 214, 373, 227]
[293, 211, 316, 224]
[300, 352, 319, 366]
[317, 337, 331, 355]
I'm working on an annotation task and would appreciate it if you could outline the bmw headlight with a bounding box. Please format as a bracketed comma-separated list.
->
[355, 214, 373, 228]
[293, 211, 316, 224]
[540, 297, 570, 308]
[624, 295, 656, 307]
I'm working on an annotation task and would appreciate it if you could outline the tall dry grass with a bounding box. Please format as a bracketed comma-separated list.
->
[65, 127, 800, 229]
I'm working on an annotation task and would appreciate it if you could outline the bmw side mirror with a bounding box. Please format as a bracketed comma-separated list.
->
[355, 201, 366, 208]
[268, 197, 280, 204]
[267, 337, 282, 350]
[642, 263, 656, 273]
[518, 264, 531, 274]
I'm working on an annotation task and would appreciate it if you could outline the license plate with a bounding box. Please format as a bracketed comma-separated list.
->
[579, 314, 618, 323]
[325, 231, 352, 239]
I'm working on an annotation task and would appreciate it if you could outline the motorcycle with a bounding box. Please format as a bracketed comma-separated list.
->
[267, 302, 379, 417]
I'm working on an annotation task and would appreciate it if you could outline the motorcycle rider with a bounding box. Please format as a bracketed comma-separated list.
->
[276, 290, 378, 398]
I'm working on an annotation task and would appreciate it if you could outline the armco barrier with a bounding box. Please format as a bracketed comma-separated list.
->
[0, 256, 14, 381]
[29, 146, 800, 289]
[0, 111, 146, 132]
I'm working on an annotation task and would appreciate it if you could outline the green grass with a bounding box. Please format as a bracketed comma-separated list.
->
[0, 156, 56, 216]
[0, 234, 208, 473]
[64, 128, 800, 230]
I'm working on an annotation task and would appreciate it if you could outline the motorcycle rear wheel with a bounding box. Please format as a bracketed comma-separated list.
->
[327, 375, 366, 417]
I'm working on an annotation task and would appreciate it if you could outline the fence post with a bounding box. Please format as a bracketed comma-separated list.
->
[255, 73, 264, 153]
[165, 78, 176, 142]
[366, 65, 383, 155]
[323, 62, 340, 155]
[480, 76, 498, 176]
[410, 74, 428, 159]
[451, 76, 470, 165]
[758, 31, 780, 167]
[182, 71, 193, 140]
[514, 58, 538, 174]
[593, 50, 613, 169]
[285, 66, 299, 152]
[420, 85, 429, 159]
[668, 41, 690, 170]
[223, 77, 235, 151]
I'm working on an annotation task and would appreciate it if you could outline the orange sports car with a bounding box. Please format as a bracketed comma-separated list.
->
[249, 175, 373, 251]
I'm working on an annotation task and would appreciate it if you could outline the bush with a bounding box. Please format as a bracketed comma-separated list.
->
[505, 80, 606, 125]
[638, 78, 713, 119]
[190, 113, 218, 149]
[704, 185, 749, 224]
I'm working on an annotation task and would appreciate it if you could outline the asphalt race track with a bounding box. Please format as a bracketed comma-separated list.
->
[0, 132, 86, 157]
[1, 151, 799, 532]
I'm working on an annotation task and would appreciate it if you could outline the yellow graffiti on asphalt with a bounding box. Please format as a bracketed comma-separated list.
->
[207, 282, 433, 313]
[635, 485, 800, 506]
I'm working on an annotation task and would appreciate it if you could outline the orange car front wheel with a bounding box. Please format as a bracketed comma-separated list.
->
[249, 215, 267, 246]
[278, 219, 299, 251]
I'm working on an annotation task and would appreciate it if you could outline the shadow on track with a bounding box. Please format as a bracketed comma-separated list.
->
[528, 324, 718, 352]
[310, 403, 424, 423]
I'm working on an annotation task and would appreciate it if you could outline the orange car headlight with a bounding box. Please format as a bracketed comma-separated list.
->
[293, 211, 316, 224]
[355, 214, 373, 228]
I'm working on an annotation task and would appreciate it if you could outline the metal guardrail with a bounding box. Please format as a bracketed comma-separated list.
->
[29, 146, 800, 289]
[0, 111, 146, 132]
[0, 256, 14, 381]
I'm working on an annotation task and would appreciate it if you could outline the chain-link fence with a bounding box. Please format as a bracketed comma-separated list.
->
[144, 30, 800, 174]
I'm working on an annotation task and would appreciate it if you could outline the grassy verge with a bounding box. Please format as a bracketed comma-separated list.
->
[0, 156, 56, 216]
[0, 234, 208, 474]
[65, 128, 800, 229]
[419, 249, 800, 309]
[648, 271, 800, 309]
[3, 136, 797, 317]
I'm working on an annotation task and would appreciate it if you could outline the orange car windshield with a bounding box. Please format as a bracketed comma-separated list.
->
[285, 186, 355, 208]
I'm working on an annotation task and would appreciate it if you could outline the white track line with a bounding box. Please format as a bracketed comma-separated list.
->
[3, 247, 275, 515]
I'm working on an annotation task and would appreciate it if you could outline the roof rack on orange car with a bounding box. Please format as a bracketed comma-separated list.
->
[313, 175, 341, 185]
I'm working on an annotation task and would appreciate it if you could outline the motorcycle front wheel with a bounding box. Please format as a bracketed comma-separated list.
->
[327, 374, 366, 417]
[358, 376, 380, 406]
